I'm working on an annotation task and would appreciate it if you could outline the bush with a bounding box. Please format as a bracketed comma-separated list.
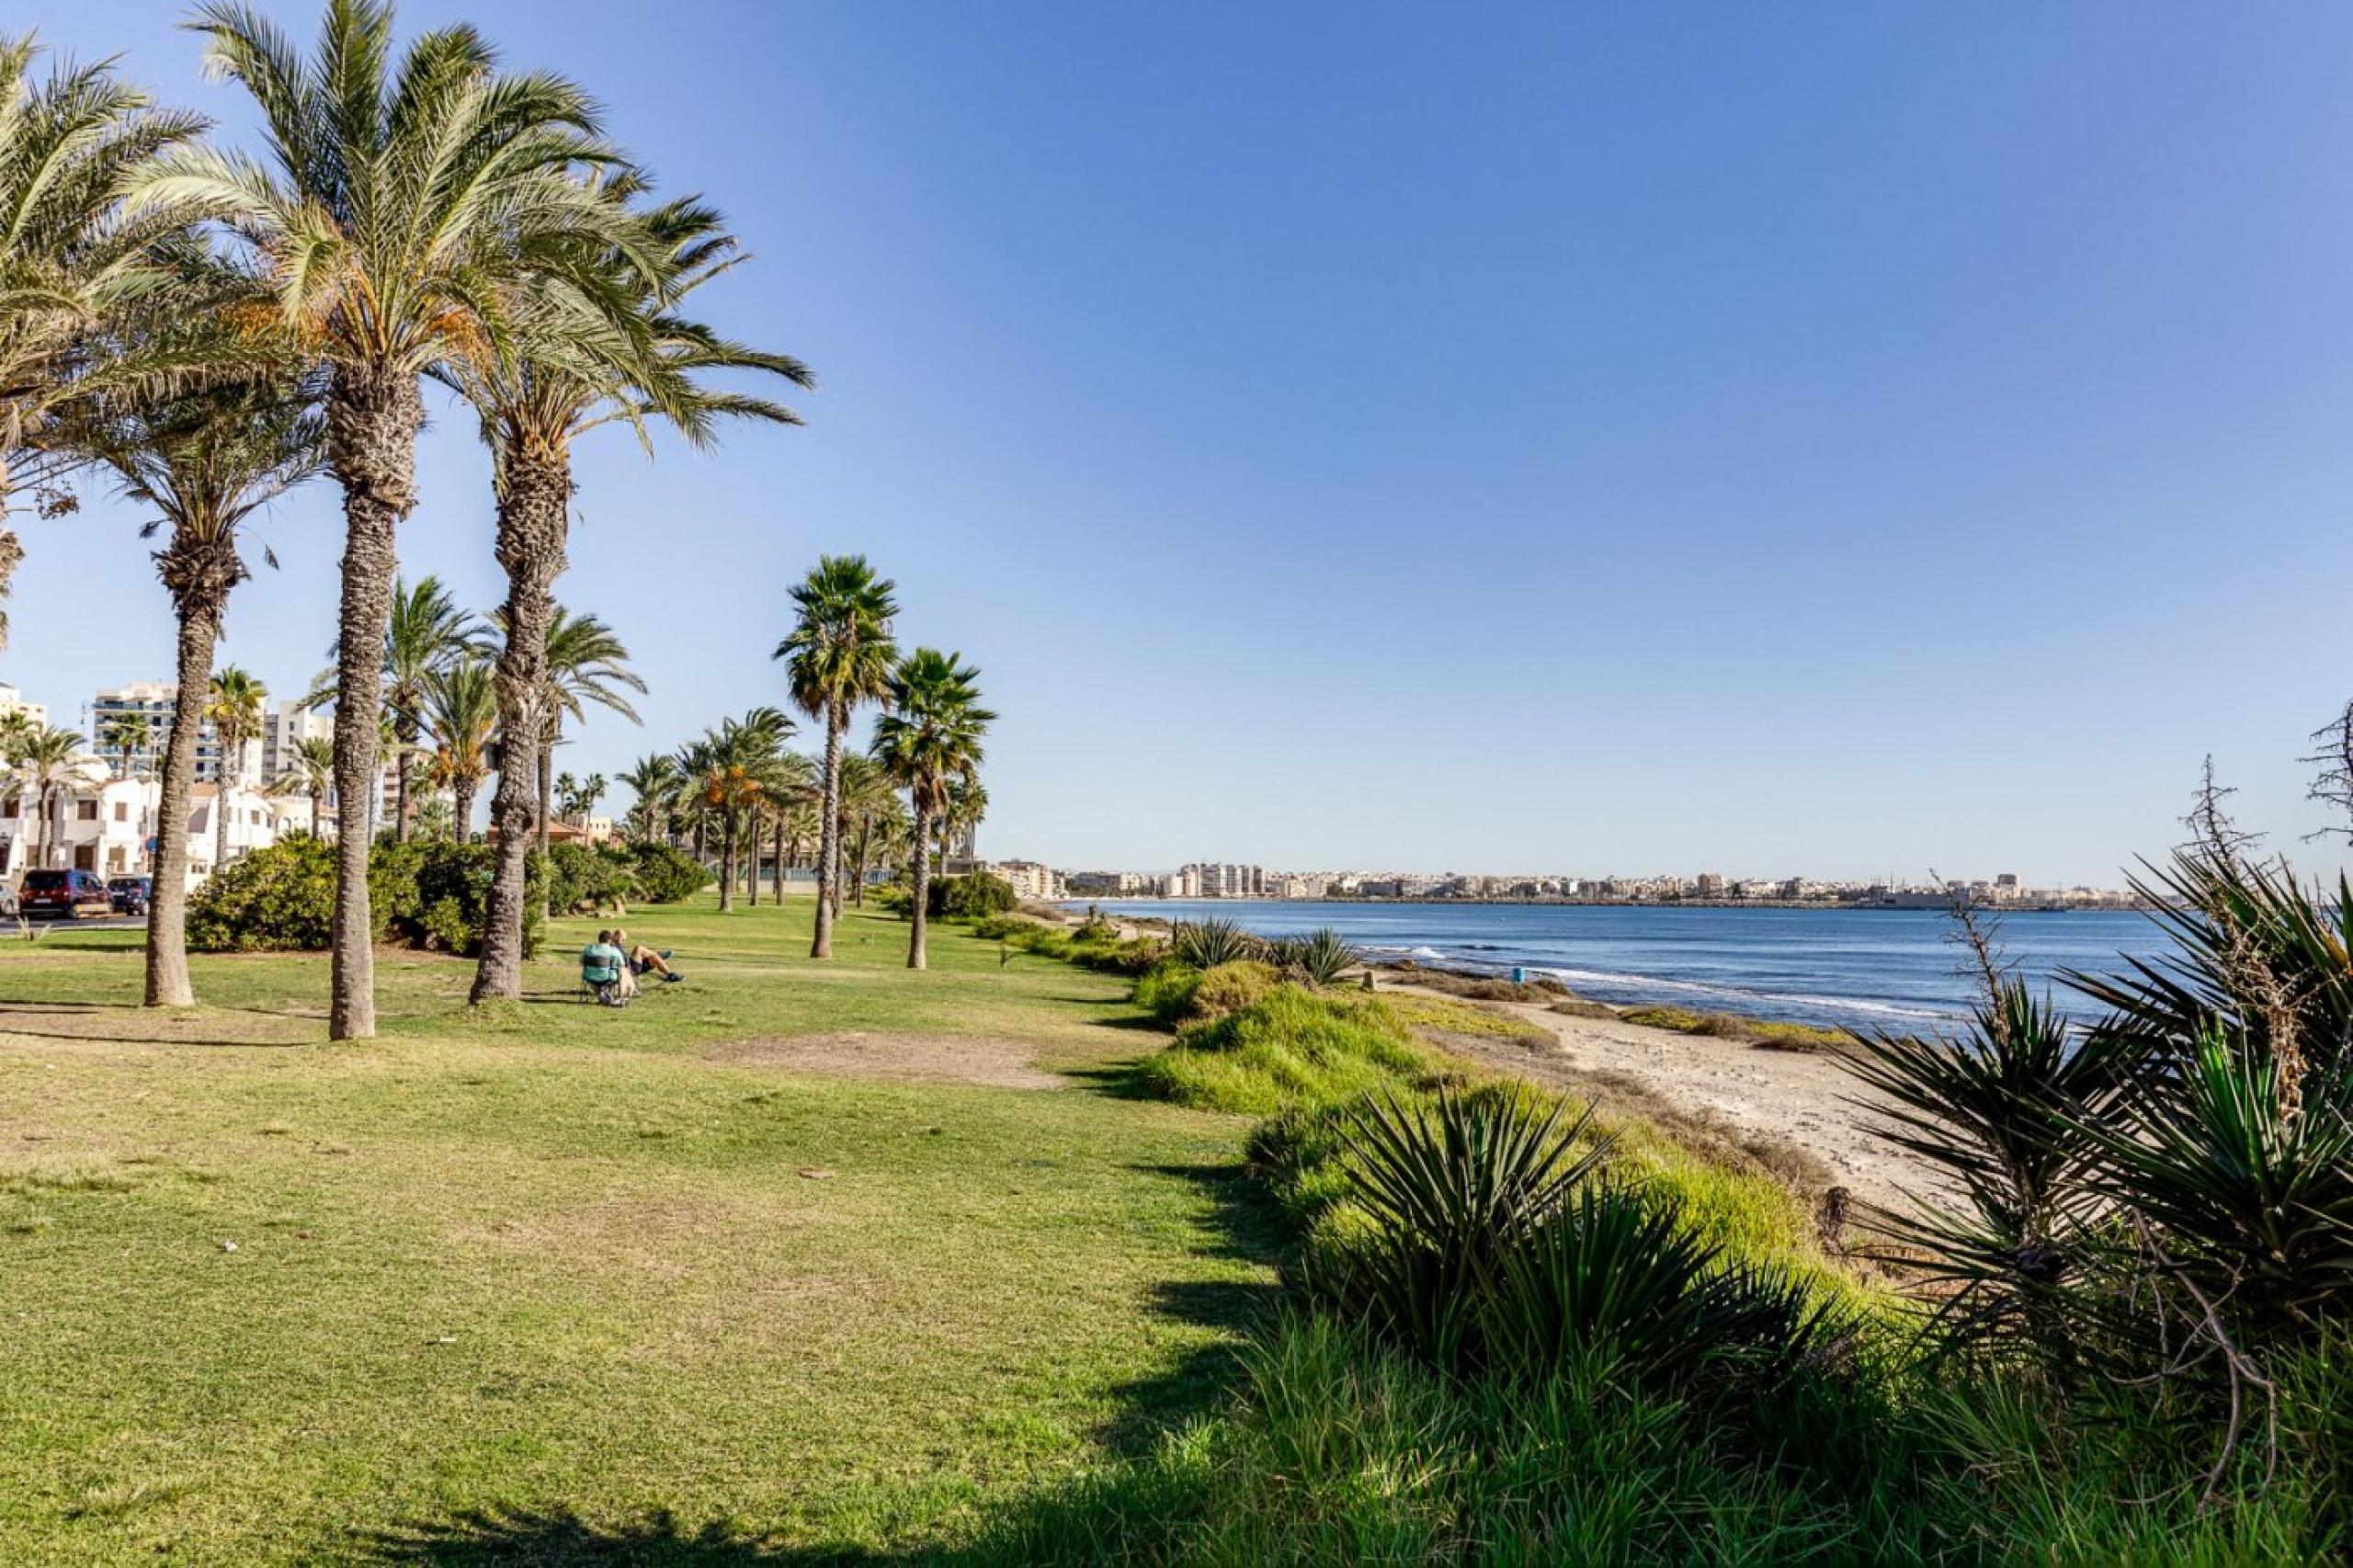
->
[1190, 960, 1279, 1022]
[187, 834, 337, 952]
[928, 871, 1017, 921]
[188, 835, 537, 957]
[545, 842, 638, 915]
[1132, 960, 1202, 1025]
[972, 912, 1044, 941]
[627, 841, 710, 904]
[1138, 986, 1445, 1115]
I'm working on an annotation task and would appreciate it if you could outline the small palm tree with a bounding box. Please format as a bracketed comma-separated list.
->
[274, 735, 337, 839]
[74, 365, 322, 1005]
[98, 714, 150, 781]
[775, 556, 899, 959]
[149, 0, 654, 1040]
[618, 753, 683, 844]
[533, 608, 643, 852]
[871, 649, 994, 969]
[12, 724, 85, 871]
[420, 660, 498, 841]
[679, 708, 794, 913]
[204, 667, 267, 874]
[0, 35, 211, 647]
[940, 775, 989, 873]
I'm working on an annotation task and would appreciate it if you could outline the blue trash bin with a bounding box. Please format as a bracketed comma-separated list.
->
[1511, 967, 1528, 984]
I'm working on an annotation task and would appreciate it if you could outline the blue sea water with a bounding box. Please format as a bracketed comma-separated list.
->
[1067, 900, 2174, 1033]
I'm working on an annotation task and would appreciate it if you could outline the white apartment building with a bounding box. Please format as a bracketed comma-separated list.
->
[990, 859, 1064, 901]
[0, 683, 50, 730]
[259, 703, 335, 790]
[0, 756, 302, 886]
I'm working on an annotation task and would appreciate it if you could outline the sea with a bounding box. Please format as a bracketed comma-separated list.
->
[1065, 900, 2175, 1034]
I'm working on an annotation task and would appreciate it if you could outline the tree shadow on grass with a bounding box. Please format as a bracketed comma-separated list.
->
[361, 1505, 818, 1563]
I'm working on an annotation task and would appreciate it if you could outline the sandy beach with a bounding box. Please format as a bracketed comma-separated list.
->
[1374, 975, 1932, 1213]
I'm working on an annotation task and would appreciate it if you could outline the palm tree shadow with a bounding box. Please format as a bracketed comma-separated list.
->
[359, 1505, 848, 1564]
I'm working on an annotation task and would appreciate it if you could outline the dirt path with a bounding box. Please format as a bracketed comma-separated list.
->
[1376, 978, 1932, 1211]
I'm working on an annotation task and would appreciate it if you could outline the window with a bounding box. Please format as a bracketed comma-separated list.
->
[76, 801, 97, 821]
[112, 802, 128, 823]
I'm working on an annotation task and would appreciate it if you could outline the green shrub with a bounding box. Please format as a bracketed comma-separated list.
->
[1622, 1004, 1851, 1052]
[627, 841, 710, 904]
[187, 834, 337, 952]
[1137, 986, 1444, 1116]
[545, 842, 638, 914]
[928, 871, 1017, 921]
[188, 836, 537, 957]
[1132, 960, 1202, 1025]
[1190, 960, 1279, 1022]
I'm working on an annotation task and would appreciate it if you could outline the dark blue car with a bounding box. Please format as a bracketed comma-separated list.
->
[108, 875, 151, 915]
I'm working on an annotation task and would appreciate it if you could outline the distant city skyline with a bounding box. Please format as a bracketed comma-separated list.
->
[16, 3, 2353, 887]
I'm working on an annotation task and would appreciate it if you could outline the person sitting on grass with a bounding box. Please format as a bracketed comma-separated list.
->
[611, 927, 683, 984]
[581, 930, 631, 1005]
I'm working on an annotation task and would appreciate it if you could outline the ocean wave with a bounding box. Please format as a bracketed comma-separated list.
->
[1525, 964, 1953, 1023]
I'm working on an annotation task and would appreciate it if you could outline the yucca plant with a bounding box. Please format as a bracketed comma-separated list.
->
[1484, 1184, 1837, 1392]
[1319, 1085, 1608, 1373]
[1173, 916, 1266, 970]
[1295, 927, 1365, 987]
[1841, 978, 2137, 1354]
[2075, 1033, 2353, 1347]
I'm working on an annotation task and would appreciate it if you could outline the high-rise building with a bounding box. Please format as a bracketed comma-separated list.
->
[258, 703, 335, 793]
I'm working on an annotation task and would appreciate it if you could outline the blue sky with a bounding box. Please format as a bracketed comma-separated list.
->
[20, 3, 2353, 884]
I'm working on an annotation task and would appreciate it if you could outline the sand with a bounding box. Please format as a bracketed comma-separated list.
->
[1376, 977, 1935, 1212]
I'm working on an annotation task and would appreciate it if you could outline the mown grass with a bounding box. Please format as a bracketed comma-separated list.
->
[0, 894, 1281, 1563]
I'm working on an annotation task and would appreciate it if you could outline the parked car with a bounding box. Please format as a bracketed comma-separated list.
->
[108, 875, 152, 915]
[19, 869, 115, 920]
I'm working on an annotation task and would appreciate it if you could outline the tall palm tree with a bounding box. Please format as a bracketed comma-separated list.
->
[744, 753, 813, 906]
[12, 724, 84, 872]
[420, 659, 497, 841]
[618, 753, 682, 844]
[774, 556, 898, 959]
[835, 753, 899, 911]
[147, 1, 654, 1040]
[274, 734, 336, 837]
[73, 365, 322, 1005]
[457, 188, 810, 1002]
[204, 667, 267, 875]
[870, 650, 994, 969]
[0, 36, 211, 645]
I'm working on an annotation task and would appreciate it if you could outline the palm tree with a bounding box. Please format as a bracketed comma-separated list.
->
[744, 753, 813, 906]
[870, 650, 994, 969]
[618, 753, 682, 844]
[420, 659, 498, 841]
[940, 775, 988, 872]
[774, 556, 898, 959]
[204, 667, 267, 875]
[148, 1, 654, 1040]
[274, 734, 336, 838]
[529, 607, 642, 870]
[456, 187, 810, 1003]
[679, 708, 792, 913]
[73, 368, 322, 1006]
[98, 714, 150, 781]
[836, 753, 899, 911]
[303, 576, 490, 843]
[12, 724, 84, 872]
[0, 36, 210, 646]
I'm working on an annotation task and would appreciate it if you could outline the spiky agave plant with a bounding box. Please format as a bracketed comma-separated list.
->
[1173, 916, 1265, 969]
[1295, 927, 1365, 987]
[1319, 1085, 1608, 1373]
[1484, 1183, 1840, 1392]
[1839, 978, 2137, 1356]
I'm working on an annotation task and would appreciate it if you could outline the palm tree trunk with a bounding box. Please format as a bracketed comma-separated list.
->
[719, 810, 738, 913]
[213, 754, 234, 874]
[454, 778, 478, 840]
[393, 738, 413, 842]
[535, 724, 554, 926]
[907, 800, 933, 970]
[811, 704, 845, 959]
[472, 445, 567, 1004]
[852, 824, 870, 907]
[312, 781, 324, 837]
[748, 813, 761, 907]
[326, 367, 425, 1040]
[146, 586, 225, 1007]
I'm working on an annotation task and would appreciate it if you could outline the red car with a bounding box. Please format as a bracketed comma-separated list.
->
[18, 869, 114, 919]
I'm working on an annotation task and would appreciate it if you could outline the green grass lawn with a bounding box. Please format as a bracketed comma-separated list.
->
[0, 896, 1279, 1563]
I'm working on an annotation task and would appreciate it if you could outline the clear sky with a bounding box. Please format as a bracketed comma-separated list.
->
[19, 3, 2353, 885]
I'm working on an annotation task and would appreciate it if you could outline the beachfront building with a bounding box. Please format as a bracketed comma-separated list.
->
[1183, 863, 1263, 898]
[0, 684, 50, 731]
[990, 860, 1064, 902]
[258, 703, 335, 791]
